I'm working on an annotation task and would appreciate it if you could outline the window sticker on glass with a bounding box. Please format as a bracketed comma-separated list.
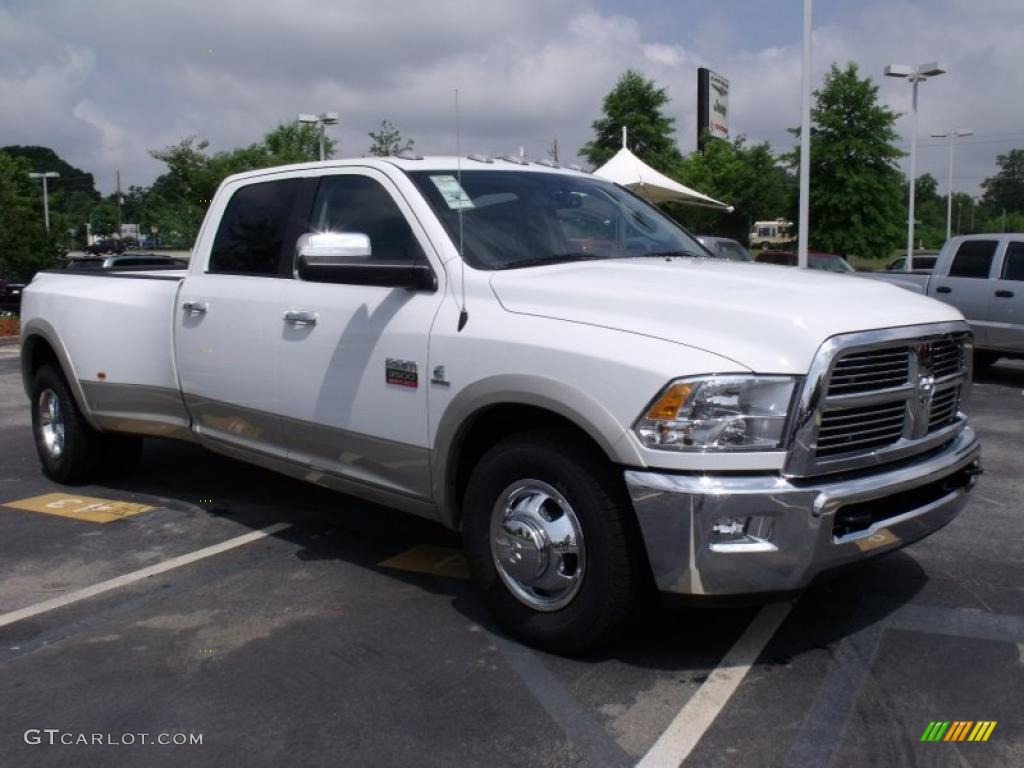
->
[430, 175, 475, 210]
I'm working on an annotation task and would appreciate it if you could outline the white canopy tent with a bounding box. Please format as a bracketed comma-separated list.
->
[593, 128, 733, 212]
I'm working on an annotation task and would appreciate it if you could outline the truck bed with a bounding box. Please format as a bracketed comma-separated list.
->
[22, 269, 189, 435]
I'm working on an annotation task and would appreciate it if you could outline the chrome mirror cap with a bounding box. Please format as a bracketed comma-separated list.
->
[296, 231, 372, 264]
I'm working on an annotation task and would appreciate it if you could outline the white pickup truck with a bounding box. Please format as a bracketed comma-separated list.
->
[861, 234, 1024, 366]
[20, 157, 982, 652]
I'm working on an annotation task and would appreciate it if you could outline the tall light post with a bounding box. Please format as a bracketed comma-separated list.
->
[931, 128, 973, 242]
[797, 0, 812, 269]
[298, 111, 339, 161]
[28, 171, 60, 232]
[884, 62, 946, 270]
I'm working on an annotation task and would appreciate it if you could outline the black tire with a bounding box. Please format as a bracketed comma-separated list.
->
[31, 364, 103, 484]
[974, 350, 1000, 368]
[462, 430, 646, 654]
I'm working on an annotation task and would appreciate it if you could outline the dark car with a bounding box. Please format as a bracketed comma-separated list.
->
[65, 254, 188, 270]
[755, 249, 855, 273]
[884, 254, 938, 272]
[85, 239, 127, 256]
[1, 275, 26, 311]
[695, 236, 754, 262]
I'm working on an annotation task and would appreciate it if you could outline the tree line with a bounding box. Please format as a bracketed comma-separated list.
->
[580, 65, 1024, 262]
[3, 65, 1024, 281]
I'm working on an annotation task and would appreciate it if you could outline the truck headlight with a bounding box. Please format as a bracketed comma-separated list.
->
[634, 376, 797, 451]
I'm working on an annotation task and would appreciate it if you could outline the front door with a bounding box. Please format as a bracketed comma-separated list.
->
[276, 169, 445, 500]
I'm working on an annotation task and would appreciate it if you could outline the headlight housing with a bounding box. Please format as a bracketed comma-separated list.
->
[635, 375, 798, 451]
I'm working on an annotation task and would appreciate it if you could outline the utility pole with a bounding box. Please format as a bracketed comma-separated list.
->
[116, 169, 123, 236]
[28, 171, 60, 232]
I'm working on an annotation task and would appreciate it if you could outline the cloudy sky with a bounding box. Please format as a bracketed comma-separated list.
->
[2, 0, 1022, 200]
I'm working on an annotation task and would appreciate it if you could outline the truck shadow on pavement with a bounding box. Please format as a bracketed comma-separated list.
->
[96, 437, 930, 673]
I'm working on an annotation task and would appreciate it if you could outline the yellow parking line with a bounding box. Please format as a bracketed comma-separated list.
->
[3, 492, 155, 523]
[378, 545, 470, 580]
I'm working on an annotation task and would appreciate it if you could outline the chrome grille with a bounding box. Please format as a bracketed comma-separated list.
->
[827, 348, 910, 395]
[929, 385, 961, 431]
[816, 402, 906, 457]
[929, 338, 963, 379]
[785, 324, 972, 477]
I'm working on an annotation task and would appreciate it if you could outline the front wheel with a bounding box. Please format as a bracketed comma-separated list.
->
[462, 431, 646, 654]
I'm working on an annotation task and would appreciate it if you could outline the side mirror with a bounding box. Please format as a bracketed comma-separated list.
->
[295, 232, 436, 291]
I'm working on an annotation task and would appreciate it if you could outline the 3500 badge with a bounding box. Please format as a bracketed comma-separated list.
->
[385, 358, 419, 388]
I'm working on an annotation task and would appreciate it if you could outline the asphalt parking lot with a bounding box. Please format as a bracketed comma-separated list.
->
[0, 342, 1021, 768]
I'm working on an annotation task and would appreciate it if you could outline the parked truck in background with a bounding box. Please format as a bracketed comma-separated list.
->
[860, 234, 1024, 366]
[20, 157, 982, 652]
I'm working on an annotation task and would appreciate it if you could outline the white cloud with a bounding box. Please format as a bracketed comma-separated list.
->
[0, 0, 1019, 197]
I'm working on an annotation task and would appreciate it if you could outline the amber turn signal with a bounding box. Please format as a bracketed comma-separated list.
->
[646, 382, 695, 421]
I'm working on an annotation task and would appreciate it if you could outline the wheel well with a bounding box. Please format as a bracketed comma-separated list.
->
[449, 403, 617, 529]
[22, 334, 60, 386]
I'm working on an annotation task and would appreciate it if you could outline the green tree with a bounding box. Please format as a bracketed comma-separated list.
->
[367, 120, 414, 157]
[0, 151, 59, 280]
[980, 148, 1024, 214]
[264, 122, 335, 164]
[909, 173, 947, 249]
[787, 62, 905, 260]
[3, 145, 102, 248]
[667, 135, 794, 242]
[580, 70, 682, 171]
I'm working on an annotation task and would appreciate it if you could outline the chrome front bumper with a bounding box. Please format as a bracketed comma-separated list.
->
[625, 428, 981, 595]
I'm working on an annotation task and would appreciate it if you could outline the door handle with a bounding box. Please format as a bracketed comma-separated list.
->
[935, 286, 952, 294]
[283, 310, 319, 326]
[995, 289, 1015, 298]
[182, 300, 208, 314]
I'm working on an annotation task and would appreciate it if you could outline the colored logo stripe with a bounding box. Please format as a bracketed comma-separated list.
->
[921, 721, 996, 742]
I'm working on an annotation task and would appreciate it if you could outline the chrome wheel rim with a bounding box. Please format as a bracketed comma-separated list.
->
[490, 479, 585, 612]
[38, 388, 65, 460]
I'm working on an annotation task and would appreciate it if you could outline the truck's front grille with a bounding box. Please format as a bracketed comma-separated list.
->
[929, 385, 961, 431]
[785, 324, 972, 477]
[827, 348, 911, 395]
[816, 402, 906, 457]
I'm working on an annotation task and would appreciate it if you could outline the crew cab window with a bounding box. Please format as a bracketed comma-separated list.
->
[948, 240, 997, 279]
[310, 175, 424, 262]
[210, 179, 302, 275]
[1001, 242, 1024, 281]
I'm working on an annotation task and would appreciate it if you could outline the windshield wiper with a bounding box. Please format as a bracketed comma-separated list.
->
[498, 253, 609, 270]
[640, 250, 708, 259]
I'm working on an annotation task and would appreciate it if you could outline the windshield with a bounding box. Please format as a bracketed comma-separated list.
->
[408, 170, 707, 269]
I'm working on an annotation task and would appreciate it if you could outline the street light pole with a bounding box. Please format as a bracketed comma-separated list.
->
[884, 62, 946, 271]
[28, 171, 60, 232]
[931, 129, 973, 242]
[797, 0, 812, 270]
[298, 111, 339, 161]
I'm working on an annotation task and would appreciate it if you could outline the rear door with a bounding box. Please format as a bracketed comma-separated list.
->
[275, 168, 445, 500]
[930, 239, 999, 346]
[175, 175, 313, 459]
[987, 239, 1024, 353]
